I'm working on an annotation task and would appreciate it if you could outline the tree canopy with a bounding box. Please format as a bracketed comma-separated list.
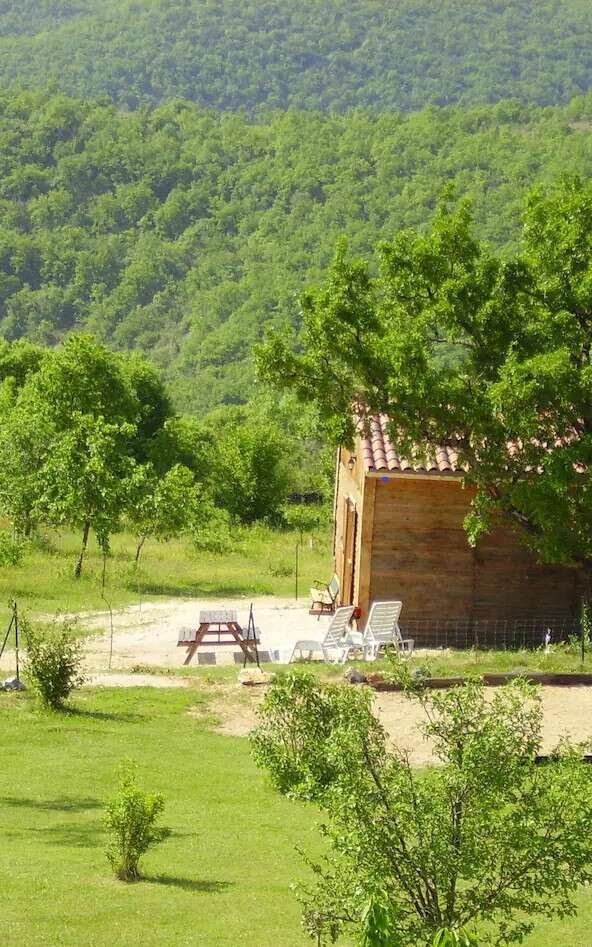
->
[0, 336, 305, 572]
[1, 88, 592, 412]
[257, 178, 592, 582]
[0, 1, 591, 113]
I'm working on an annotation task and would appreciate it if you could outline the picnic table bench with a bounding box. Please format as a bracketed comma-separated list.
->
[177, 609, 258, 665]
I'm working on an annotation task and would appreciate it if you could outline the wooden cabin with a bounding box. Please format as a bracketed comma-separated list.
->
[333, 416, 579, 642]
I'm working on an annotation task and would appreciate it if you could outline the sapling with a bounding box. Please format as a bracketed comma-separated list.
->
[104, 761, 170, 882]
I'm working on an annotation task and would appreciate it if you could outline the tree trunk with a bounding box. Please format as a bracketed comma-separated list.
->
[134, 534, 147, 567]
[74, 520, 91, 579]
[584, 570, 592, 662]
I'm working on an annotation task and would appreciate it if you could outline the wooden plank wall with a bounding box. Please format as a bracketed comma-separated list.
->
[368, 477, 579, 623]
[333, 447, 365, 605]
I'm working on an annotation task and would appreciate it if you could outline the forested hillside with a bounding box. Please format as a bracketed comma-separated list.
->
[1, 87, 592, 410]
[0, 0, 591, 113]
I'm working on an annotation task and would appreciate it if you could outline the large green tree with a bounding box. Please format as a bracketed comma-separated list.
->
[257, 178, 592, 590]
[209, 411, 289, 524]
[0, 398, 53, 537]
[252, 671, 592, 946]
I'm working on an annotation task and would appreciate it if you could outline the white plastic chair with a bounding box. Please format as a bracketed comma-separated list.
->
[346, 601, 413, 661]
[289, 605, 355, 664]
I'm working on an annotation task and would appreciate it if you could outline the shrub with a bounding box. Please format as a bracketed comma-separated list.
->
[267, 560, 293, 577]
[23, 618, 85, 709]
[252, 671, 592, 946]
[0, 529, 25, 566]
[28, 531, 57, 555]
[191, 508, 233, 554]
[104, 761, 170, 882]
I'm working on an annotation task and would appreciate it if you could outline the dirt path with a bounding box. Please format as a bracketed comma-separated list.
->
[200, 683, 592, 762]
[3, 595, 592, 758]
[0, 595, 331, 673]
[75, 595, 329, 670]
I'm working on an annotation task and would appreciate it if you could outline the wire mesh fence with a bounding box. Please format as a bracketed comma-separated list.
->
[399, 615, 582, 651]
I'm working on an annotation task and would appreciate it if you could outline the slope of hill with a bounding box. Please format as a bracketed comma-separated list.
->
[0, 1, 591, 112]
[1, 87, 592, 411]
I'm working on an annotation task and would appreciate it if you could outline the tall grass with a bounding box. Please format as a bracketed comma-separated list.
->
[0, 523, 332, 623]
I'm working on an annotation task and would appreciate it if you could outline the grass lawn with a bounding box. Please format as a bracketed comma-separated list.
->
[294, 643, 592, 680]
[1, 684, 592, 945]
[0, 685, 330, 947]
[385, 644, 592, 676]
[0, 522, 332, 624]
[148, 643, 592, 685]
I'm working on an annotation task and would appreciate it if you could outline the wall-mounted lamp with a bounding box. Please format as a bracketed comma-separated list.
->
[347, 454, 357, 472]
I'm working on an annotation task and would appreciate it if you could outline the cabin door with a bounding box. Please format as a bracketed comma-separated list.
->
[341, 498, 358, 606]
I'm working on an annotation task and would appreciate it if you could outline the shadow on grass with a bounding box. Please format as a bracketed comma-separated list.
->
[37, 823, 103, 847]
[64, 706, 141, 723]
[0, 796, 100, 813]
[144, 875, 233, 893]
[0, 796, 103, 847]
[126, 581, 263, 598]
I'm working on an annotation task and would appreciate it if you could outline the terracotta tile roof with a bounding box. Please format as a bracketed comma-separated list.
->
[358, 414, 584, 478]
[359, 415, 463, 476]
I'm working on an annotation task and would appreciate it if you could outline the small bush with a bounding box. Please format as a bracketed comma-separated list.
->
[192, 517, 233, 554]
[23, 618, 85, 709]
[268, 560, 293, 577]
[104, 761, 170, 882]
[0, 529, 25, 566]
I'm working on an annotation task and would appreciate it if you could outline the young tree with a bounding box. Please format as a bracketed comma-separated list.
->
[282, 503, 325, 544]
[104, 761, 170, 882]
[128, 462, 195, 565]
[212, 413, 289, 523]
[256, 178, 592, 593]
[38, 414, 136, 576]
[252, 672, 592, 946]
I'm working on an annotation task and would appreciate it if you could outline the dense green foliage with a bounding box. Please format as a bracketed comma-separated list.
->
[258, 178, 592, 580]
[0, 336, 299, 576]
[0, 684, 591, 946]
[0, 1, 591, 113]
[253, 671, 592, 945]
[1, 88, 592, 411]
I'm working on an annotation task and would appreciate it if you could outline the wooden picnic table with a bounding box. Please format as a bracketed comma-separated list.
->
[177, 609, 258, 666]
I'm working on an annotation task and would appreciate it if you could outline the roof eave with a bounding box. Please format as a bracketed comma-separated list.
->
[365, 469, 465, 481]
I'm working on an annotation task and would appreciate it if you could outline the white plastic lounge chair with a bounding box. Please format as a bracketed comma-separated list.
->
[309, 574, 340, 615]
[345, 601, 413, 661]
[290, 605, 355, 664]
